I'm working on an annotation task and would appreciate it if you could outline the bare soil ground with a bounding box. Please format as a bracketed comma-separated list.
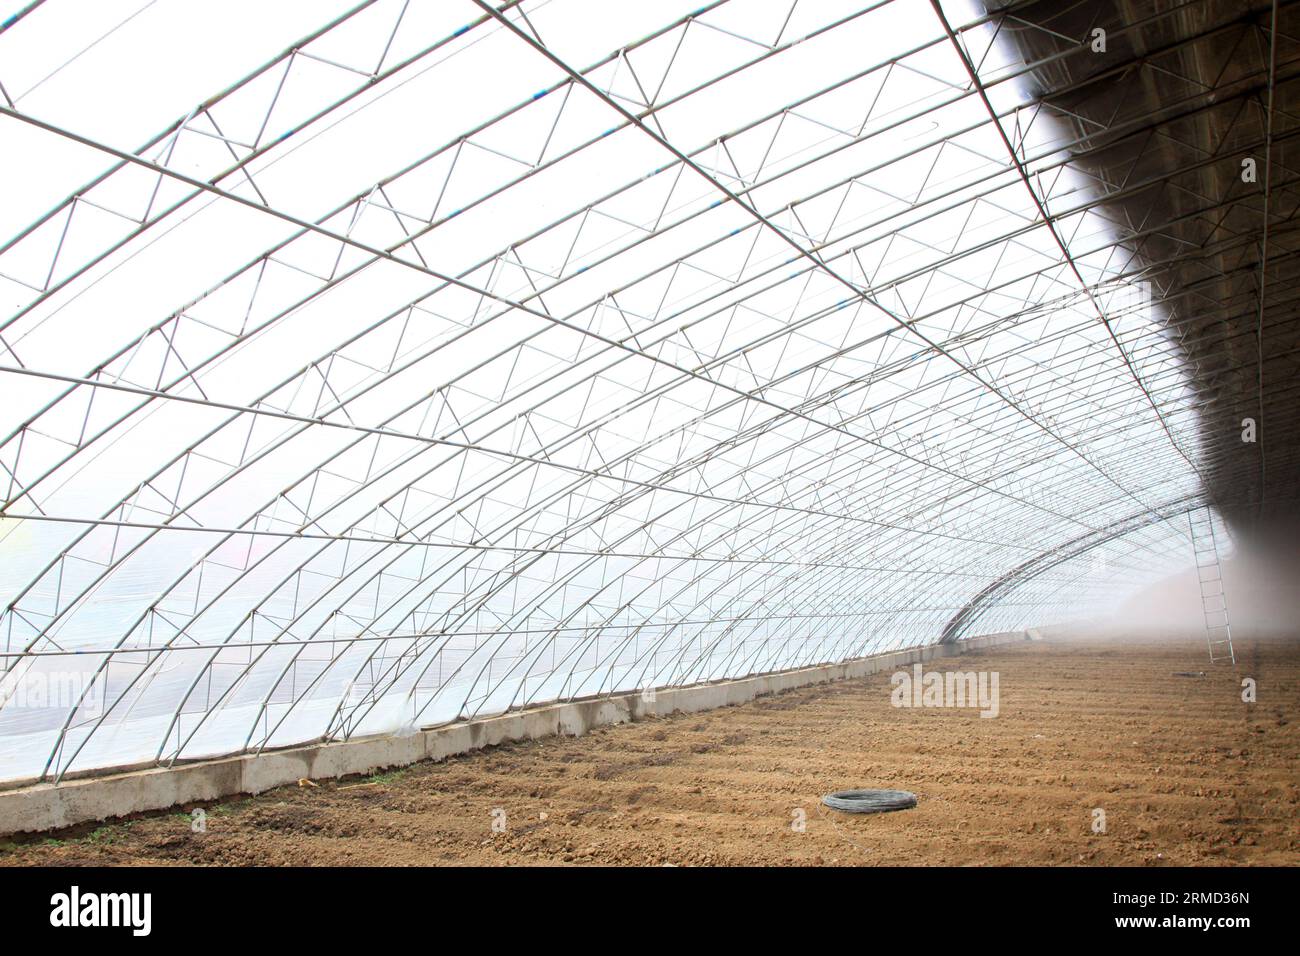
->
[2, 633, 1297, 866]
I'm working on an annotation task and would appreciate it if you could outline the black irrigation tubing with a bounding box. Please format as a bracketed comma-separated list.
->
[822, 788, 919, 813]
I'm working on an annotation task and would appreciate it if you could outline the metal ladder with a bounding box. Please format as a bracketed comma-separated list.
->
[1187, 506, 1235, 665]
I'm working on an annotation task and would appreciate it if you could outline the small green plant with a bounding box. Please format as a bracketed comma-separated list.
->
[86, 825, 118, 844]
[365, 768, 406, 785]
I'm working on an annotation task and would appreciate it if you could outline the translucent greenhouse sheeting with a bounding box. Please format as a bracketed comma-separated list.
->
[0, 0, 1233, 784]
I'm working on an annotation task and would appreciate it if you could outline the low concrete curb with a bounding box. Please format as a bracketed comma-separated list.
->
[0, 630, 1029, 834]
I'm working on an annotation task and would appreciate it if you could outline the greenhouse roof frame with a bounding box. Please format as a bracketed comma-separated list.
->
[0, 0, 1293, 784]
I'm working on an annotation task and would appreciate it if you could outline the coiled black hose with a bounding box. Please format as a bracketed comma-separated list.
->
[821, 788, 917, 813]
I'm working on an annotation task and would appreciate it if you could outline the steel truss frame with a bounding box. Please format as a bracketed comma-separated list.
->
[0, 0, 1291, 783]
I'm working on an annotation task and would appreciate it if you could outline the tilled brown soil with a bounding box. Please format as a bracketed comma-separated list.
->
[2, 633, 1297, 866]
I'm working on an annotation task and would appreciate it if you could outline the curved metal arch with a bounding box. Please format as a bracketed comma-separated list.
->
[959, 507, 1206, 637]
[938, 495, 1201, 644]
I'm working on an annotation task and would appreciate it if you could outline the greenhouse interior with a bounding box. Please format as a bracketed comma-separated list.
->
[0, 0, 1295, 880]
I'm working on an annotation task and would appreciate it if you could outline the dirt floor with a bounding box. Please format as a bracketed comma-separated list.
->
[2, 633, 1297, 866]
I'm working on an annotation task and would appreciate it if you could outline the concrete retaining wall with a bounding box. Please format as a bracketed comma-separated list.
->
[0, 631, 1031, 835]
